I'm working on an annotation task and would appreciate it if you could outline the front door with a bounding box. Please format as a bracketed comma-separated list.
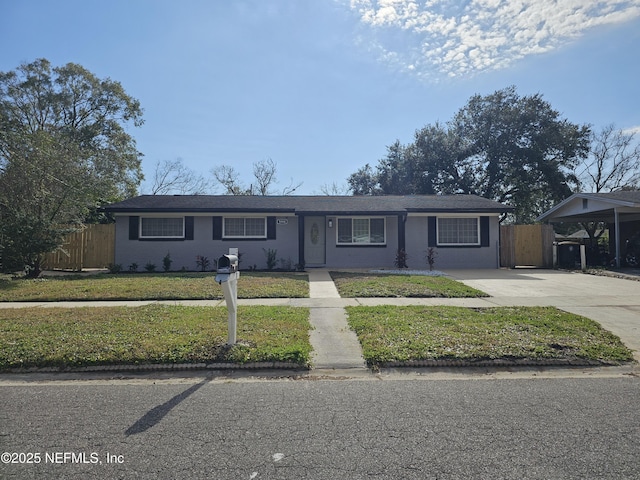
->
[304, 216, 326, 265]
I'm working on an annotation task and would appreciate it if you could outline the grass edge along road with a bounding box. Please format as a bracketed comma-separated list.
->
[0, 304, 312, 370]
[346, 305, 634, 367]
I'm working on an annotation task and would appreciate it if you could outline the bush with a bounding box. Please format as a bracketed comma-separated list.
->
[144, 262, 156, 273]
[162, 252, 172, 272]
[108, 263, 122, 274]
[426, 247, 438, 271]
[263, 248, 278, 270]
[394, 249, 408, 269]
[196, 255, 210, 272]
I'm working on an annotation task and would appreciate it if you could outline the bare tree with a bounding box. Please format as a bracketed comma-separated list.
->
[318, 181, 351, 195]
[253, 158, 278, 195]
[576, 124, 640, 193]
[147, 158, 212, 195]
[575, 124, 640, 250]
[211, 158, 302, 195]
[212, 165, 249, 195]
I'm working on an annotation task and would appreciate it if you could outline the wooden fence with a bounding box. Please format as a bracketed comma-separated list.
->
[500, 224, 555, 268]
[43, 224, 115, 271]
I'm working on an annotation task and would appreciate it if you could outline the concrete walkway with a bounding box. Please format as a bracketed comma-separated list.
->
[306, 270, 366, 370]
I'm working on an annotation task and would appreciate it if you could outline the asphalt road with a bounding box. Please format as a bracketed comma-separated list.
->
[1, 375, 639, 479]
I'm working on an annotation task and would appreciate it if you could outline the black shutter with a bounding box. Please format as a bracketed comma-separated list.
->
[185, 216, 194, 240]
[212, 217, 222, 240]
[267, 217, 277, 239]
[480, 216, 490, 247]
[397, 214, 406, 251]
[129, 216, 139, 240]
[427, 217, 437, 247]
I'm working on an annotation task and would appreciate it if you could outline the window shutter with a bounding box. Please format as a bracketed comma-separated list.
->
[427, 217, 436, 247]
[267, 217, 277, 239]
[129, 216, 139, 240]
[212, 217, 222, 240]
[185, 216, 194, 240]
[480, 217, 490, 247]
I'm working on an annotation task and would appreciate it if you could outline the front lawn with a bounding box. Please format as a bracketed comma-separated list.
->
[0, 304, 312, 369]
[331, 272, 486, 298]
[0, 272, 309, 302]
[346, 306, 633, 366]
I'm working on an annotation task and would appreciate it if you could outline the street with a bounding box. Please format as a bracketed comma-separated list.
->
[1, 373, 639, 479]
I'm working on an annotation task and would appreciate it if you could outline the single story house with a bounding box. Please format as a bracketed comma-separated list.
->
[537, 191, 640, 267]
[104, 195, 513, 270]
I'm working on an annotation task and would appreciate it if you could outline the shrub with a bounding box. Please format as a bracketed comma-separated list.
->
[144, 262, 157, 273]
[162, 252, 172, 272]
[426, 247, 438, 271]
[394, 249, 408, 269]
[263, 248, 278, 270]
[279, 257, 293, 271]
[108, 263, 122, 274]
[196, 255, 210, 272]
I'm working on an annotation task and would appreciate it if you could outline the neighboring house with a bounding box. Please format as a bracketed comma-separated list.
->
[104, 195, 513, 270]
[537, 191, 640, 267]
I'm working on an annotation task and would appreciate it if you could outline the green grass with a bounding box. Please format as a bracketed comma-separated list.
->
[346, 306, 634, 366]
[0, 272, 309, 302]
[0, 304, 312, 369]
[330, 272, 487, 298]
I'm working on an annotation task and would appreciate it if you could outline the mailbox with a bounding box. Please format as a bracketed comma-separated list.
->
[217, 254, 238, 274]
[215, 254, 238, 284]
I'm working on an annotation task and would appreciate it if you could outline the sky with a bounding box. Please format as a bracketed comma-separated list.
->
[2, 0, 640, 195]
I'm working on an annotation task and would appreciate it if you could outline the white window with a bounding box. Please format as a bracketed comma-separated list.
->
[140, 217, 184, 238]
[437, 217, 480, 246]
[337, 217, 385, 245]
[223, 217, 266, 238]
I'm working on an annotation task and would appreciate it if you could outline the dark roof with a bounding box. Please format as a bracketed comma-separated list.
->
[582, 191, 640, 204]
[104, 194, 513, 215]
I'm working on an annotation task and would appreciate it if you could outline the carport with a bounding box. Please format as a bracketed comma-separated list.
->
[537, 191, 640, 268]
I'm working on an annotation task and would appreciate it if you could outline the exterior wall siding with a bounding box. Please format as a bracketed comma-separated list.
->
[404, 215, 500, 269]
[114, 215, 299, 271]
[322, 215, 399, 268]
[114, 213, 502, 270]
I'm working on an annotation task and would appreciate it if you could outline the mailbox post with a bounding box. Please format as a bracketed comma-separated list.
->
[215, 250, 239, 345]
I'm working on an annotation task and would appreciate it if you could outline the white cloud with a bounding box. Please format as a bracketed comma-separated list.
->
[622, 125, 640, 136]
[348, 0, 640, 78]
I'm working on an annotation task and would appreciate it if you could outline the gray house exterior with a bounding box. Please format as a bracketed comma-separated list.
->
[104, 195, 513, 270]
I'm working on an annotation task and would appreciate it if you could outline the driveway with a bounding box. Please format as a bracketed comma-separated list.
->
[446, 269, 640, 361]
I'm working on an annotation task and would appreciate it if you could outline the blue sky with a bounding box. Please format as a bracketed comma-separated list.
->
[2, 0, 640, 195]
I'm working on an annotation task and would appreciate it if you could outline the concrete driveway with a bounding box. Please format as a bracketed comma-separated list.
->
[446, 269, 640, 361]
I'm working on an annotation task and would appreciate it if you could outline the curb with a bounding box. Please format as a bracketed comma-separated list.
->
[4, 358, 630, 374]
[376, 358, 622, 368]
[3, 361, 310, 374]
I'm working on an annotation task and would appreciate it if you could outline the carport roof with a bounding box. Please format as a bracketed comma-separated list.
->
[104, 194, 513, 215]
[537, 191, 640, 223]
